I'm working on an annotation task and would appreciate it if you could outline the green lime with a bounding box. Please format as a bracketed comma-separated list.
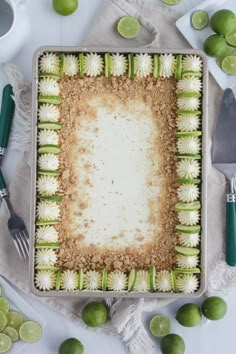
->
[0, 334, 12, 353]
[176, 303, 202, 327]
[6, 312, 23, 331]
[117, 16, 140, 39]
[59, 338, 84, 354]
[191, 10, 209, 30]
[0, 311, 7, 332]
[161, 0, 181, 5]
[160, 334, 185, 354]
[210, 9, 236, 35]
[221, 56, 236, 75]
[3, 327, 19, 342]
[203, 34, 228, 57]
[128, 269, 137, 291]
[175, 201, 201, 211]
[175, 246, 200, 256]
[149, 266, 156, 291]
[82, 302, 108, 327]
[201, 296, 227, 320]
[149, 315, 171, 337]
[52, 0, 78, 16]
[0, 299, 9, 314]
[19, 321, 42, 343]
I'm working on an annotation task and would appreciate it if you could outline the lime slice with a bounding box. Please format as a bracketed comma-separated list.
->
[53, 0, 78, 16]
[128, 53, 134, 79]
[161, 334, 185, 354]
[37, 122, 62, 130]
[176, 131, 202, 137]
[149, 266, 156, 291]
[36, 220, 59, 226]
[102, 268, 108, 291]
[39, 73, 61, 80]
[0, 334, 12, 353]
[37, 195, 62, 202]
[170, 271, 176, 291]
[35, 266, 60, 271]
[79, 270, 84, 290]
[0, 311, 7, 332]
[174, 267, 201, 273]
[105, 53, 111, 78]
[149, 315, 171, 337]
[19, 321, 42, 343]
[201, 296, 227, 320]
[221, 56, 236, 75]
[117, 16, 140, 39]
[175, 246, 200, 256]
[35, 242, 60, 249]
[176, 303, 202, 327]
[191, 10, 209, 30]
[38, 144, 61, 154]
[56, 271, 61, 290]
[79, 53, 84, 77]
[38, 170, 60, 176]
[38, 96, 62, 105]
[182, 71, 203, 78]
[0, 298, 9, 314]
[177, 109, 202, 115]
[128, 269, 137, 292]
[6, 312, 23, 331]
[175, 201, 201, 211]
[226, 32, 236, 47]
[3, 327, 19, 342]
[176, 225, 201, 234]
[176, 92, 201, 98]
[153, 55, 161, 79]
[177, 178, 201, 184]
[161, 0, 181, 5]
[177, 154, 202, 159]
[59, 54, 65, 75]
[175, 54, 182, 80]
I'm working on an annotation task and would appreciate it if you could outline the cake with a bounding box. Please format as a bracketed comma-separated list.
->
[34, 51, 203, 294]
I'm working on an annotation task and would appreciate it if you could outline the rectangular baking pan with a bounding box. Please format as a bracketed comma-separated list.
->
[30, 46, 208, 298]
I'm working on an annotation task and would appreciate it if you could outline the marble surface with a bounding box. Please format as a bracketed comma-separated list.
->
[1, 0, 236, 353]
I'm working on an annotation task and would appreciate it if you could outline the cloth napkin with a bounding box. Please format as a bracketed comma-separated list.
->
[0, 1, 232, 353]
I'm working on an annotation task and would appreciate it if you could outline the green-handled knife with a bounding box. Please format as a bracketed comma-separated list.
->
[0, 84, 15, 165]
[212, 88, 236, 266]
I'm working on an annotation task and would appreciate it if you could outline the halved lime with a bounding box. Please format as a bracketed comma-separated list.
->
[102, 268, 108, 291]
[175, 54, 182, 80]
[19, 321, 42, 343]
[56, 271, 61, 290]
[175, 201, 201, 211]
[226, 32, 236, 47]
[161, 0, 181, 5]
[177, 154, 202, 159]
[153, 55, 160, 79]
[38, 170, 60, 176]
[35, 242, 60, 249]
[161, 334, 185, 354]
[128, 53, 134, 79]
[176, 92, 201, 98]
[175, 246, 200, 256]
[0, 299, 9, 314]
[6, 312, 23, 331]
[53, 0, 78, 16]
[177, 178, 201, 184]
[0, 334, 12, 353]
[221, 56, 236, 75]
[3, 327, 19, 342]
[149, 266, 156, 291]
[37, 195, 62, 202]
[105, 53, 111, 78]
[38, 96, 62, 105]
[176, 225, 201, 234]
[79, 53, 84, 77]
[128, 269, 137, 292]
[174, 267, 201, 273]
[37, 122, 62, 130]
[78, 270, 84, 290]
[191, 10, 209, 30]
[176, 303, 202, 327]
[117, 16, 140, 39]
[0, 311, 7, 331]
[149, 315, 171, 337]
[176, 131, 202, 137]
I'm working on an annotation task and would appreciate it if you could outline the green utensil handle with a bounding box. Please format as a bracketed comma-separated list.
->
[0, 84, 15, 153]
[0, 170, 8, 198]
[226, 194, 236, 266]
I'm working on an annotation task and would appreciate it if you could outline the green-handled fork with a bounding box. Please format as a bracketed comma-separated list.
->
[0, 170, 29, 260]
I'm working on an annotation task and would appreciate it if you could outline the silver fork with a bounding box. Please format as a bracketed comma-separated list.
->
[0, 170, 29, 260]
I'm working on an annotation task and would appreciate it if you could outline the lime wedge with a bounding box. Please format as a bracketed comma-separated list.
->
[105, 53, 111, 78]
[102, 268, 108, 291]
[153, 55, 160, 79]
[175, 246, 200, 256]
[6, 312, 23, 331]
[191, 10, 209, 30]
[56, 271, 61, 290]
[117, 16, 140, 39]
[175, 54, 182, 80]
[0, 311, 7, 331]
[38, 144, 61, 154]
[128, 53, 134, 79]
[79, 270, 84, 290]
[128, 269, 137, 292]
[175, 201, 201, 211]
[149, 266, 156, 291]
[176, 131, 202, 137]
[3, 327, 19, 342]
[226, 32, 236, 47]
[176, 225, 201, 234]
[0, 334, 12, 353]
[221, 56, 236, 75]
[177, 178, 201, 184]
[0, 298, 9, 314]
[149, 315, 171, 337]
[161, 0, 181, 5]
[79, 53, 84, 77]
[19, 321, 42, 343]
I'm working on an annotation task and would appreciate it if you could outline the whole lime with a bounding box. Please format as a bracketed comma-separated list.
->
[82, 302, 108, 327]
[203, 34, 228, 57]
[176, 303, 202, 327]
[201, 296, 227, 320]
[210, 9, 236, 35]
[160, 334, 185, 354]
[53, 0, 78, 16]
[58, 338, 84, 354]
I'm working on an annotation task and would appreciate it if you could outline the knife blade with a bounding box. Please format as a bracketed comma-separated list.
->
[212, 88, 236, 266]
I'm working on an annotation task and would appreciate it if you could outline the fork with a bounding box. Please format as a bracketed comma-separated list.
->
[0, 169, 29, 260]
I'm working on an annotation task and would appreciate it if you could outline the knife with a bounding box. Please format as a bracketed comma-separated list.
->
[212, 88, 236, 266]
[0, 84, 15, 166]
